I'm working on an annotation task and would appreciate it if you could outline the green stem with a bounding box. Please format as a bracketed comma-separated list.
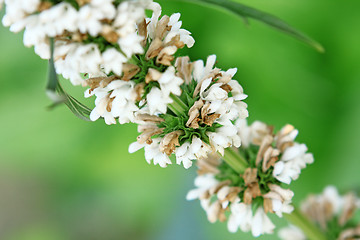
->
[284, 206, 327, 240]
[221, 147, 248, 174]
[169, 93, 188, 116]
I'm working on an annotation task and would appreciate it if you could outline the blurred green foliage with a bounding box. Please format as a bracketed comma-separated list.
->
[0, 0, 360, 239]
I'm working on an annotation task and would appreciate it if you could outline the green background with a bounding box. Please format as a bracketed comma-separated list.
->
[0, 0, 360, 239]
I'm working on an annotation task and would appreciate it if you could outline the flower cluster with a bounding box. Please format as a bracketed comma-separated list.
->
[2, 0, 158, 85]
[84, 6, 195, 124]
[279, 186, 360, 240]
[129, 55, 248, 169]
[187, 120, 314, 237]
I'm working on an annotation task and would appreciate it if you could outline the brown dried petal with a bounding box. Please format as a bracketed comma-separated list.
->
[256, 135, 274, 166]
[71, 32, 89, 42]
[218, 208, 227, 222]
[146, 38, 164, 59]
[244, 188, 253, 204]
[189, 118, 201, 129]
[157, 52, 174, 66]
[220, 84, 232, 93]
[76, 0, 91, 6]
[165, 35, 185, 49]
[203, 113, 221, 127]
[186, 99, 204, 127]
[263, 198, 274, 214]
[106, 97, 115, 112]
[278, 141, 295, 153]
[145, 68, 162, 84]
[84, 75, 117, 89]
[217, 74, 232, 84]
[225, 187, 242, 203]
[38, 2, 52, 11]
[262, 148, 280, 172]
[193, 68, 221, 98]
[243, 168, 258, 186]
[101, 25, 119, 43]
[134, 82, 145, 102]
[155, 15, 171, 40]
[244, 183, 261, 204]
[339, 193, 358, 227]
[138, 19, 148, 46]
[338, 227, 360, 240]
[122, 63, 140, 81]
[175, 56, 193, 84]
[324, 200, 334, 222]
[136, 114, 164, 123]
[159, 130, 183, 155]
[137, 128, 164, 145]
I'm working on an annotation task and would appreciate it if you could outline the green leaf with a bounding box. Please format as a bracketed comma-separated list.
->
[54, 82, 92, 122]
[46, 38, 92, 121]
[187, 0, 325, 52]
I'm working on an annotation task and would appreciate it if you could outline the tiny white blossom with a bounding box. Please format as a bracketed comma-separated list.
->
[175, 137, 212, 169]
[208, 125, 241, 156]
[129, 138, 172, 168]
[273, 143, 314, 184]
[228, 203, 275, 237]
[278, 225, 306, 240]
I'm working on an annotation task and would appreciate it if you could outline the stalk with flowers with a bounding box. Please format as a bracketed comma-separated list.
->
[1, 0, 359, 239]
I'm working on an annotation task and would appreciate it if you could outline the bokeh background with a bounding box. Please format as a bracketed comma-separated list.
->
[1, 0, 360, 239]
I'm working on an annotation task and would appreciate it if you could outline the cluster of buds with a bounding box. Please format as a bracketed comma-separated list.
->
[187, 120, 314, 237]
[279, 186, 360, 240]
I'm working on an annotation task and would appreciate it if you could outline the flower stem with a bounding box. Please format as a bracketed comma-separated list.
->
[284, 206, 327, 240]
[169, 93, 188, 116]
[221, 147, 248, 174]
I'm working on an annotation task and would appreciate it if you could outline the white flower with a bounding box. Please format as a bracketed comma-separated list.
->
[186, 174, 219, 201]
[252, 207, 276, 237]
[102, 48, 127, 76]
[85, 77, 139, 125]
[236, 119, 269, 148]
[146, 87, 172, 115]
[145, 3, 194, 48]
[55, 43, 103, 85]
[2, 0, 151, 83]
[2, 0, 41, 27]
[193, 55, 217, 83]
[228, 203, 275, 237]
[78, 0, 116, 36]
[273, 143, 314, 184]
[175, 137, 212, 169]
[278, 225, 306, 240]
[164, 13, 195, 48]
[118, 32, 145, 57]
[129, 138, 172, 168]
[264, 184, 294, 217]
[158, 66, 183, 96]
[228, 202, 253, 233]
[208, 125, 241, 156]
[145, 66, 184, 115]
